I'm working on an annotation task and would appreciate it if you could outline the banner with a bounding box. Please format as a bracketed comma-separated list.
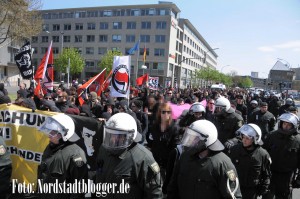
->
[149, 76, 159, 90]
[14, 41, 33, 79]
[110, 56, 131, 98]
[0, 104, 103, 187]
[165, 79, 171, 88]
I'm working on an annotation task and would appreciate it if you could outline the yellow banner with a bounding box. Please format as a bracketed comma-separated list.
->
[0, 104, 56, 185]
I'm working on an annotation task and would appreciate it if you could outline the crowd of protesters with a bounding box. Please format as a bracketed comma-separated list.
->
[1, 79, 300, 199]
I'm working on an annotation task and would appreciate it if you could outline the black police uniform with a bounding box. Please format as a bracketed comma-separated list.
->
[0, 136, 12, 198]
[213, 108, 244, 144]
[263, 129, 300, 198]
[167, 150, 242, 199]
[248, 110, 275, 142]
[228, 143, 271, 199]
[37, 142, 88, 198]
[236, 103, 248, 123]
[96, 143, 163, 198]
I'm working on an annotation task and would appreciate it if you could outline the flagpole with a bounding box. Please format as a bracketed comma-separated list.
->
[135, 39, 140, 85]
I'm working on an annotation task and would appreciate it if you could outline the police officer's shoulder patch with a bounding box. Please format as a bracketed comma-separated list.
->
[73, 156, 84, 167]
[0, 145, 6, 156]
[150, 162, 160, 174]
[226, 170, 236, 181]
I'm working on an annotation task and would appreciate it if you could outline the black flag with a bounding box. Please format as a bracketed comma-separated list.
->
[14, 41, 33, 79]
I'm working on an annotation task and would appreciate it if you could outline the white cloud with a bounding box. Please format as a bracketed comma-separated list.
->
[258, 40, 300, 52]
[258, 46, 275, 52]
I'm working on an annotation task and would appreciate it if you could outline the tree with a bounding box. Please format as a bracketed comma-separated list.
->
[238, 76, 253, 88]
[0, 0, 42, 45]
[54, 48, 85, 75]
[98, 50, 123, 73]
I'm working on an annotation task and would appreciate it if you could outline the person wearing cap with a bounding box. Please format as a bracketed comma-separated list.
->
[96, 113, 162, 198]
[263, 112, 300, 198]
[248, 102, 276, 142]
[228, 124, 271, 198]
[167, 120, 242, 199]
[37, 114, 88, 198]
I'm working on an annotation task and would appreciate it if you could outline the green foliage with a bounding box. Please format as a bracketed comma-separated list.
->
[195, 67, 233, 86]
[54, 48, 85, 74]
[238, 76, 253, 88]
[98, 50, 123, 74]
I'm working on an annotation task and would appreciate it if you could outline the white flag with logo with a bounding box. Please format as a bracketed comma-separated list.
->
[110, 56, 131, 98]
[149, 76, 159, 90]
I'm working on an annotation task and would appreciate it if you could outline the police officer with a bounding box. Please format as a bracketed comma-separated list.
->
[228, 124, 271, 199]
[236, 94, 248, 123]
[213, 97, 244, 149]
[96, 113, 162, 198]
[248, 102, 276, 142]
[278, 98, 294, 116]
[178, 102, 206, 128]
[0, 136, 12, 199]
[263, 113, 300, 199]
[167, 120, 242, 199]
[37, 114, 88, 198]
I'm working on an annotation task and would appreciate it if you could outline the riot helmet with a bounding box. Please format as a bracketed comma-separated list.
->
[278, 113, 299, 135]
[236, 124, 261, 145]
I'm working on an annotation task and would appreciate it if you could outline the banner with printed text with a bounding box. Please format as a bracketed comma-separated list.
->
[0, 104, 103, 187]
[149, 76, 159, 90]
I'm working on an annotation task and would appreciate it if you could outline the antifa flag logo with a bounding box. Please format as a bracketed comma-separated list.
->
[112, 65, 129, 94]
[14, 42, 33, 79]
[42, 64, 54, 93]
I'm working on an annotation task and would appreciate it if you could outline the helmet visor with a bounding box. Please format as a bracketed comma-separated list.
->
[39, 117, 65, 135]
[181, 127, 208, 147]
[103, 126, 134, 149]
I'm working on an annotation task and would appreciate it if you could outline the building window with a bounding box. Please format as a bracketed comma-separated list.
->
[111, 47, 119, 51]
[126, 35, 135, 43]
[154, 48, 165, 56]
[99, 35, 108, 42]
[64, 24, 71, 30]
[41, 47, 48, 54]
[98, 47, 107, 55]
[87, 11, 98, 17]
[127, 22, 136, 29]
[86, 47, 94, 55]
[63, 35, 71, 43]
[140, 35, 150, 43]
[75, 35, 82, 43]
[112, 35, 121, 42]
[156, 21, 166, 29]
[53, 47, 59, 54]
[41, 36, 48, 43]
[155, 35, 166, 43]
[75, 47, 82, 54]
[86, 61, 95, 67]
[53, 24, 60, 31]
[52, 36, 59, 43]
[113, 22, 122, 29]
[87, 23, 96, 30]
[103, 10, 112, 17]
[32, 36, 38, 43]
[141, 21, 151, 29]
[75, 23, 83, 30]
[100, 22, 108, 29]
[42, 24, 49, 31]
[128, 9, 140, 16]
[87, 35, 95, 42]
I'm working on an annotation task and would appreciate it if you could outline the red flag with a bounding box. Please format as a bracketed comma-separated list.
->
[34, 41, 53, 96]
[99, 70, 113, 95]
[136, 73, 149, 86]
[77, 69, 106, 105]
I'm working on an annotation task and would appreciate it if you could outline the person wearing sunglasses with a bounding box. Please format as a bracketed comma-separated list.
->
[168, 120, 242, 199]
[149, 102, 180, 195]
[37, 114, 87, 198]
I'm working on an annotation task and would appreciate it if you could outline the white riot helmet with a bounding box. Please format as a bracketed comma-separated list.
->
[278, 113, 299, 132]
[39, 114, 79, 142]
[181, 120, 224, 151]
[215, 97, 231, 112]
[285, 98, 293, 105]
[103, 113, 142, 150]
[236, 124, 262, 145]
[250, 100, 258, 106]
[190, 102, 206, 113]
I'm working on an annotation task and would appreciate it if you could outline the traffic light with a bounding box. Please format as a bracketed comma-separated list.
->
[263, 79, 266, 85]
